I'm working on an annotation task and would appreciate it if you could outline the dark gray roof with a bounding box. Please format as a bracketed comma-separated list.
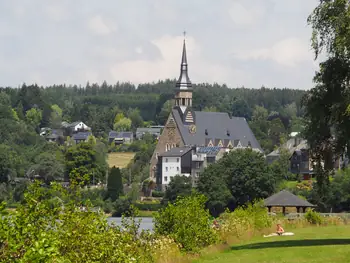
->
[264, 190, 316, 207]
[136, 127, 162, 133]
[197, 146, 222, 157]
[109, 131, 133, 139]
[160, 147, 192, 157]
[72, 132, 91, 140]
[172, 109, 262, 151]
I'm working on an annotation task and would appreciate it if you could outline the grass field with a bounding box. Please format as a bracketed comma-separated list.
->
[194, 225, 350, 263]
[107, 152, 135, 168]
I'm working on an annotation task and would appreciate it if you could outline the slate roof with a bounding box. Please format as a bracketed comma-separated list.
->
[172, 108, 262, 151]
[72, 132, 91, 141]
[136, 127, 162, 134]
[160, 147, 192, 157]
[109, 131, 133, 139]
[264, 190, 316, 207]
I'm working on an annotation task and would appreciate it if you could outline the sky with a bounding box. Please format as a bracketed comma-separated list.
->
[0, 0, 320, 89]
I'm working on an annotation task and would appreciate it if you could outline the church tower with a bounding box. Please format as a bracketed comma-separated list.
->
[174, 37, 193, 108]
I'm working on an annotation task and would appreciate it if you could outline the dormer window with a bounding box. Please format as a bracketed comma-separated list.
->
[205, 129, 208, 135]
[227, 130, 230, 136]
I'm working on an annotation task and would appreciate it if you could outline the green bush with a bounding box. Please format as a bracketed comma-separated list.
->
[305, 209, 323, 225]
[152, 191, 164, 198]
[134, 202, 163, 211]
[154, 193, 219, 252]
[112, 198, 132, 217]
[0, 181, 155, 262]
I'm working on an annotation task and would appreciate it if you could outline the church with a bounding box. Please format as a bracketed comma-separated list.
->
[149, 38, 262, 179]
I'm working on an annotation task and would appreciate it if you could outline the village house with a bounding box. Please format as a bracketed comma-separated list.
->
[108, 131, 134, 145]
[136, 126, 163, 140]
[72, 131, 92, 144]
[62, 121, 91, 136]
[156, 146, 226, 190]
[149, 37, 262, 183]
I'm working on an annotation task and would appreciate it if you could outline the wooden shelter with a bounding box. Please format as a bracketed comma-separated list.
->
[264, 190, 316, 215]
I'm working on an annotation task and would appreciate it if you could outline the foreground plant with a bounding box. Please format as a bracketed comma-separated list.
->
[154, 193, 219, 253]
[0, 181, 155, 263]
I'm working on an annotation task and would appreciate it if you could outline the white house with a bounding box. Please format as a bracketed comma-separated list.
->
[62, 121, 91, 133]
[159, 147, 192, 186]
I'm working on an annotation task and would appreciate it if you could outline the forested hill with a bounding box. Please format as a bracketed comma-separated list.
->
[1, 80, 306, 131]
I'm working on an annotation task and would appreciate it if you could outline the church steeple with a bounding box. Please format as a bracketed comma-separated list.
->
[175, 32, 193, 108]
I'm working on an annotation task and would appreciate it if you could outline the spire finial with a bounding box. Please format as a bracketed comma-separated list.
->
[183, 30, 186, 40]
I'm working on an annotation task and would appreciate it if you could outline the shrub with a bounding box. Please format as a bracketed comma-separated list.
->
[305, 209, 323, 225]
[152, 191, 164, 198]
[112, 198, 132, 217]
[154, 193, 219, 252]
[0, 181, 156, 262]
[134, 202, 163, 211]
[218, 200, 273, 242]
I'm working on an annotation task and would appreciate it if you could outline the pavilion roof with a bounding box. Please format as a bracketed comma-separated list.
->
[264, 190, 316, 208]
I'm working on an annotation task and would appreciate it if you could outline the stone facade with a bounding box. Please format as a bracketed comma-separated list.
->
[149, 113, 184, 179]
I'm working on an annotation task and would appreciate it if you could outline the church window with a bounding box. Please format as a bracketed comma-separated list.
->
[207, 140, 214, 147]
[182, 98, 186, 105]
[172, 143, 176, 148]
[227, 140, 233, 148]
[165, 143, 170, 152]
[237, 141, 242, 148]
[217, 140, 223, 147]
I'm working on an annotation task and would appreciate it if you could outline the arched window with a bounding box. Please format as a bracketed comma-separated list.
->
[172, 143, 176, 148]
[165, 143, 170, 152]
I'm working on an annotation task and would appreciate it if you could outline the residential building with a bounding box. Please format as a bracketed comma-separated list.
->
[157, 146, 226, 190]
[62, 121, 90, 136]
[136, 127, 163, 140]
[45, 129, 64, 144]
[72, 131, 92, 144]
[150, 36, 262, 180]
[108, 131, 134, 145]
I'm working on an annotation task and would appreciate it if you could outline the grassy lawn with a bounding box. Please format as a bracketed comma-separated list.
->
[107, 152, 135, 168]
[138, 210, 156, 217]
[194, 225, 350, 263]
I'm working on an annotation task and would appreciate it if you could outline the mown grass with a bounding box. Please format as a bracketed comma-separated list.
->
[107, 152, 135, 168]
[194, 225, 350, 263]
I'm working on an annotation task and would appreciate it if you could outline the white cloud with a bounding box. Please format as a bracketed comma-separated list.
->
[87, 15, 116, 35]
[110, 35, 241, 85]
[0, 0, 320, 89]
[228, 1, 265, 26]
[235, 37, 313, 67]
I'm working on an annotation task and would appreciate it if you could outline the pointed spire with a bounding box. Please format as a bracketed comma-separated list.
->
[176, 32, 192, 90]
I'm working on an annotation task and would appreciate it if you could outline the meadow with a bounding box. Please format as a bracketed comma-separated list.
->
[107, 152, 135, 168]
[194, 225, 350, 263]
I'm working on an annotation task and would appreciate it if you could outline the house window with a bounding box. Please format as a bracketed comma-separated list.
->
[166, 167, 168, 172]
[164, 176, 168, 182]
[195, 162, 200, 169]
[177, 158, 179, 162]
[166, 158, 168, 163]
[177, 167, 179, 172]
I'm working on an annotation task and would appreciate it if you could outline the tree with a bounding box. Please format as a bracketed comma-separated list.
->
[164, 175, 192, 203]
[156, 100, 173, 125]
[113, 117, 132, 132]
[65, 142, 97, 185]
[29, 151, 65, 184]
[202, 106, 218, 112]
[25, 108, 42, 129]
[0, 144, 20, 183]
[197, 163, 232, 217]
[107, 166, 123, 201]
[231, 98, 252, 120]
[50, 104, 63, 128]
[127, 108, 144, 130]
[303, 1, 350, 191]
[199, 149, 276, 214]
[252, 105, 268, 122]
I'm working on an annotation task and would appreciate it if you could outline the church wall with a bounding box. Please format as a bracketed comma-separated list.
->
[149, 113, 184, 179]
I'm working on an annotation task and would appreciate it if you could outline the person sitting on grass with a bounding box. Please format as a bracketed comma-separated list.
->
[276, 223, 285, 236]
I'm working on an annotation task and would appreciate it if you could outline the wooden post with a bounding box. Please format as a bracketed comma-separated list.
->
[302, 207, 306, 213]
[282, 206, 286, 215]
[268, 206, 271, 213]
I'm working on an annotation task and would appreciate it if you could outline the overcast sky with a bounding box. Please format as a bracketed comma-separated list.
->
[0, 0, 320, 89]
